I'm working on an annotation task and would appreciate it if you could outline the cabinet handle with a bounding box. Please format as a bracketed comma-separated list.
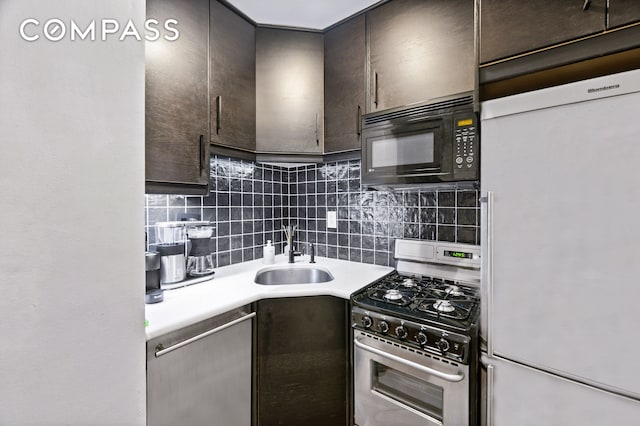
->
[315, 113, 319, 145]
[199, 134, 205, 174]
[374, 71, 379, 108]
[155, 312, 256, 357]
[215, 96, 222, 134]
[582, 0, 591, 11]
[356, 105, 362, 136]
[487, 363, 495, 425]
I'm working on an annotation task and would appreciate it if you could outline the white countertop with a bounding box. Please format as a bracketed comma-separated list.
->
[145, 255, 394, 340]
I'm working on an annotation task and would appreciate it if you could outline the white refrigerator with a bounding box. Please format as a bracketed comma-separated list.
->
[480, 69, 640, 425]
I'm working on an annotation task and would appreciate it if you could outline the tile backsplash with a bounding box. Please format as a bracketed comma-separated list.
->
[145, 156, 479, 267]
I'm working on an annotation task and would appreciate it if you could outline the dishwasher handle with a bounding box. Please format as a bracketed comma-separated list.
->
[155, 312, 256, 357]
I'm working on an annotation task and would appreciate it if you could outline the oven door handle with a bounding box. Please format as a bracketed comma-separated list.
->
[354, 338, 465, 382]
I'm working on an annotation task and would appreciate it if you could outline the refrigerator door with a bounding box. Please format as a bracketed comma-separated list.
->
[481, 355, 640, 426]
[480, 69, 640, 398]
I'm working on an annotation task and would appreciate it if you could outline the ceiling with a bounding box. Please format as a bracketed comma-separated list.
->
[226, 0, 383, 30]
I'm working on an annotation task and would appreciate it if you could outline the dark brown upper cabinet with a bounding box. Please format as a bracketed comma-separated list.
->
[324, 15, 366, 154]
[480, 0, 606, 64]
[210, 0, 256, 153]
[608, 0, 640, 29]
[256, 28, 324, 155]
[146, 0, 210, 194]
[367, 0, 475, 113]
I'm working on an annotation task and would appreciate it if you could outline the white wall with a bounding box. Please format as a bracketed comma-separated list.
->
[0, 1, 146, 424]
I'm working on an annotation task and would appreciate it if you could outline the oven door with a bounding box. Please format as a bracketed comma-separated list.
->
[354, 331, 469, 426]
[361, 116, 450, 186]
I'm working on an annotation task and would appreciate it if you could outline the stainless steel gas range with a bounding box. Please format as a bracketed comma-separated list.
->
[351, 239, 481, 426]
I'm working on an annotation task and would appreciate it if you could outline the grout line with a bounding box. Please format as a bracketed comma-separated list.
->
[147, 158, 481, 266]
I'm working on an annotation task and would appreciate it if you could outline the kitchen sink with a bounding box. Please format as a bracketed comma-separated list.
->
[254, 265, 334, 285]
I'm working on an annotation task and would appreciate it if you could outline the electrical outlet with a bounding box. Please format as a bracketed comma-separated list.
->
[327, 210, 337, 229]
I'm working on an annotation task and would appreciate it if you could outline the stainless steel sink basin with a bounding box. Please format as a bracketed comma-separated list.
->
[254, 265, 334, 285]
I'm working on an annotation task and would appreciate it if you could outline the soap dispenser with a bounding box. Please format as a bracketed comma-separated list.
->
[263, 240, 275, 264]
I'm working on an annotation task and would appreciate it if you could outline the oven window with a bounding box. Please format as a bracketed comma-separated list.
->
[370, 132, 435, 168]
[372, 362, 444, 421]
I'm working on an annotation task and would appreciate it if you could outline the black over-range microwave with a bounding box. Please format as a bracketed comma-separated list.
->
[361, 93, 479, 189]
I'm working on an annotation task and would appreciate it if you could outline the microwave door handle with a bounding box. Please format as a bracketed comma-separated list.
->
[354, 338, 465, 382]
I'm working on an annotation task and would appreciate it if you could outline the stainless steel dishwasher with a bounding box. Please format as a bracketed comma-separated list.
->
[147, 305, 254, 426]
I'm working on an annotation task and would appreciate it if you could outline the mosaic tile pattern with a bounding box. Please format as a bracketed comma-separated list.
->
[145, 156, 480, 268]
[287, 161, 479, 267]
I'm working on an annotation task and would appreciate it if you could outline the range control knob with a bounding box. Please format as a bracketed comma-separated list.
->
[395, 326, 408, 339]
[361, 316, 373, 329]
[416, 332, 428, 346]
[378, 321, 389, 334]
[437, 338, 450, 353]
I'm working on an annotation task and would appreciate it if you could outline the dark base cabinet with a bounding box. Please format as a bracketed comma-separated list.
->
[257, 296, 349, 426]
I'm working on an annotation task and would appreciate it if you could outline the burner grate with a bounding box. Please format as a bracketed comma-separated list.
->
[415, 297, 474, 320]
[353, 271, 480, 330]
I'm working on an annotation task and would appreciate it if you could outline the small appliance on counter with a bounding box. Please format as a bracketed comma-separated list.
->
[156, 222, 187, 285]
[186, 225, 215, 277]
[145, 251, 163, 304]
[154, 221, 216, 290]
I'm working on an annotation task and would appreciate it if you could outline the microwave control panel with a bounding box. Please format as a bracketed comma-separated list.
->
[453, 113, 478, 173]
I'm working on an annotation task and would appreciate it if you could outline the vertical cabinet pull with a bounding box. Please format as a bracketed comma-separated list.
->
[481, 191, 494, 355]
[487, 364, 495, 426]
[215, 96, 222, 134]
[374, 71, 379, 108]
[315, 113, 319, 145]
[199, 134, 205, 174]
[356, 105, 362, 136]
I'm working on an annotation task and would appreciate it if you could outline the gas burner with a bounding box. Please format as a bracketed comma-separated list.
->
[402, 278, 416, 288]
[384, 289, 403, 300]
[366, 283, 416, 306]
[444, 285, 465, 297]
[433, 300, 456, 313]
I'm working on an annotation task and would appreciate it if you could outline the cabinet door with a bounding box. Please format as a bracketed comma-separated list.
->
[146, 0, 210, 193]
[368, 0, 475, 112]
[257, 297, 348, 426]
[608, 0, 640, 28]
[324, 15, 366, 153]
[256, 28, 324, 154]
[480, 0, 605, 64]
[210, 0, 256, 152]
